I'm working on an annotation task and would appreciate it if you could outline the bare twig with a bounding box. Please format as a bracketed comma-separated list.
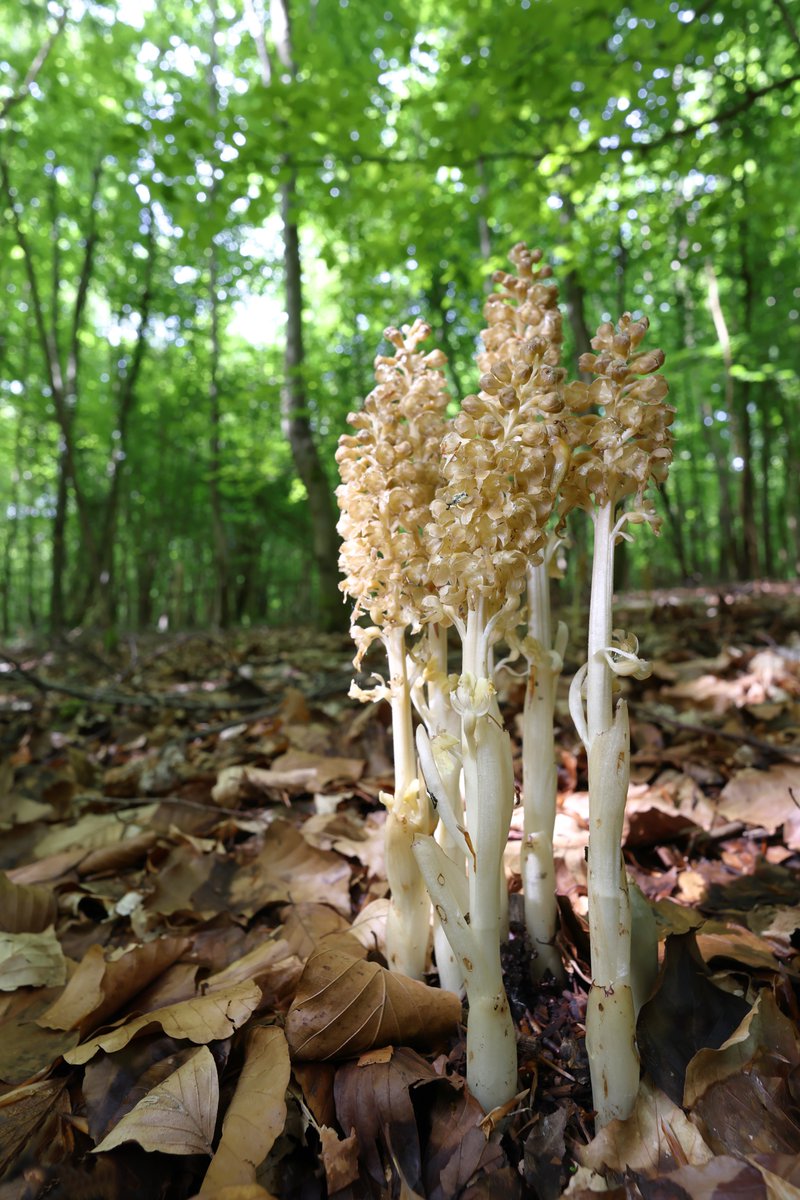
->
[632, 701, 800, 764]
[0, 7, 67, 124]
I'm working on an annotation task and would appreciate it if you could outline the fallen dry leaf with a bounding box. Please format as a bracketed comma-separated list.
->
[0, 870, 56, 933]
[285, 946, 461, 1061]
[0, 987, 79, 1083]
[300, 809, 385, 878]
[0, 1078, 69, 1178]
[278, 901, 354, 963]
[93, 1045, 219, 1155]
[211, 750, 364, 806]
[319, 1125, 360, 1193]
[228, 819, 352, 917]
[202, 938, 303, 1007]
[0, 926, 67, 990]
[651, 1155, 767, 1199]
[683, 990, 800, 1108]
[334, 1046, 438, 1191]
[32, 806, 158, 860]
[578, 1077, 713, 1176]
[199, 1026, 290, 1194]
[65, 979, 261, 1065]
[38, 937, 190, 1036]
[83, 1037, 206, 1144]
[423, 1078, 508, 1200]
[637, 932, 750, 1104]
[716, 764, 800, 847]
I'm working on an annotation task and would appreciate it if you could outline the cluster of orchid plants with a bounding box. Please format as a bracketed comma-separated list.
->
[335, 245, 674, 1124]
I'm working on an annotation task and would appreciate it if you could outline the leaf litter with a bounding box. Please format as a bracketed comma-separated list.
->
[0, 589, 798, 1197]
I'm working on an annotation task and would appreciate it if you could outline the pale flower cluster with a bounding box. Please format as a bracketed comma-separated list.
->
[562, 314, 674, 512]
[335, 319, 450, 647]
[423, 247, 573, 615]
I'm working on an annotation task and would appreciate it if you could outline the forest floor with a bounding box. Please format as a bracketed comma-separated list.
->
[0, 581, 799, 1200]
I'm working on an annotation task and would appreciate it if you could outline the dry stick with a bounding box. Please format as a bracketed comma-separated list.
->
[631, 702, 800, 764]
[1, 658, 288, 713]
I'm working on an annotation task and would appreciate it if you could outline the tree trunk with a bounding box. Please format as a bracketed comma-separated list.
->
[206, 0, 231, 628]
[736, 218, 760, 578]
[280, 178, 343, 630]
[50, 444, 68, 631]
[705, 258, 757, 580]
[247, 0, 343, 630]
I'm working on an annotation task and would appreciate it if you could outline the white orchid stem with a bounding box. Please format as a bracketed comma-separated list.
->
[414, 625, 465, 996]
[383, 626, 431, 980]
[413, 599, 517, 1112]
[584, 500, 639, 1127]
[521, 558, 565, 982]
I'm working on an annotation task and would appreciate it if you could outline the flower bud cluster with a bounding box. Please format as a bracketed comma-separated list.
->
[424, 246, 570, 615]
[561, 314, 674, 513]
[336, 319, 450, 643]
[478, 243, 563, 373]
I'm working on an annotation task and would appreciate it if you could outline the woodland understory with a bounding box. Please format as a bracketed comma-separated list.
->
[0, 581, 798, 1199]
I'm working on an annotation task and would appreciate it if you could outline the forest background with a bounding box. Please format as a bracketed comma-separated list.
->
[0, 0, 798, 639]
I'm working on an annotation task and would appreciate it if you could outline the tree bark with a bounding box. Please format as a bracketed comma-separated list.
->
[251, 0, 343, 631]
[705, 258, 758, 579]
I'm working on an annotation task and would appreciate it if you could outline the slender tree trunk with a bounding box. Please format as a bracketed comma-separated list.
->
[205, 0, 231, 628]
[50, 444, 68, 631]
[736, 218, 760, 578]
[660, 478, 690, 582]
[673, 266, 734, 580]
[475, 155, 492, 262]
[84, 218, 155, 626]
[1, 155, 106, 623]
[254, 0, 342, 631]
[558, 193, 593, 613]
[279, 178, 343, 629]
[1, 420, 22, 635]
[705, 258, 757, 579]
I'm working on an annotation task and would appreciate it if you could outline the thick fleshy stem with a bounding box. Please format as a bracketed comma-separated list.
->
[414, 600, 518, 1112]
[579, 500, 639, 1126]
[417, 624, 464, 996]
[521, 555, 566, 983]
[383, 626, 433, 980]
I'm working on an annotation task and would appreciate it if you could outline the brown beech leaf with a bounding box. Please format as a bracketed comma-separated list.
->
[93, 1045, 219, 1156]
[637, 932, 750, 1104]
[0, 870, 56, 933]
[32, 807, 158, 860]
[684, 990, 800, 1108]
[264, 749, 365, 790]
[292, 1061, 337, 1129]
[38, 937, 190, 1036]
[278, 902, 354, 963]
[0, 1078, 69, 1178]
[285, 947, 461, 1061]
[191, 1188, 278, 1200]
[228, 819, 352, 918]
[319, 1126, 360, 1193]
[0, 927, 67, 990]
[423, 1079, 507, 1200]
[334, 1046, 440, 1190]
[578, 1077, 713, 1177]
[83, 1036, 206, 1143]
[65, 979, 261, 1066]
[638, 1156, 767, 1200]
[0, 987, 79, 1084]
[200, 1026, 290, 1195]
[716, 764, 800, 847]
[202, 939, 303, 1009]
[212, 750, 363, 806]
[300, 810, 385, 878]
[684, 992, 800, 1158]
